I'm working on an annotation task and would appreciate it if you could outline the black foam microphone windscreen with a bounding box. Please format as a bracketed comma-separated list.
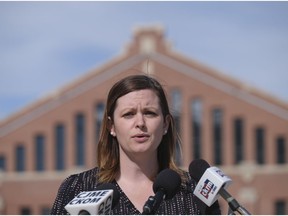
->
[188, 159, 210, 182]
[153, 168, 181, 199]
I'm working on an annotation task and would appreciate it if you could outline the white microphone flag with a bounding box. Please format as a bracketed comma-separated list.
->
[193, 166, 232, 206]
[65, 189, 113, 215]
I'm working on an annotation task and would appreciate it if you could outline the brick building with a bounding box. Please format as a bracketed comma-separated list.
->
[0, 26, 287, 214]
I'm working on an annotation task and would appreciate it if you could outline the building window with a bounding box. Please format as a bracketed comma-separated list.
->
[41, 206, 51, 215]
[275, 200, 286, 215]
[212, 108, 223, 165]
[15, 145, 25, 172]
[234, 118, 244, 164]
[35, 134, 45, 171]
[171, 89, 182, 166]
[255, 127, 265, 164]
[20, 207, 31, 215]
[191, 98, 202, 160]
[95, 102, 105, 143]
[75, 113, 85, 166]
[0, 155, 6, 171]
[55, 124, 65, 170]
[171, 89, 181, 131]
[276, 137, 286, 164]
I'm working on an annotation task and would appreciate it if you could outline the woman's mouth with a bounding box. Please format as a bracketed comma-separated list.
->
[132, 134, 150, 143]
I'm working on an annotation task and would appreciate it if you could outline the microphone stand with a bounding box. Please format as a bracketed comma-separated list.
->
[142, 190, 165, 214]
[220, 189, 251, 215]
[228, 207, 236, 215]
[143, 195, 155, 214]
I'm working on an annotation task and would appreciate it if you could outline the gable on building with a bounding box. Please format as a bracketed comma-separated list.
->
[1, 26, 287, 137]
[0, 25, 287, 215]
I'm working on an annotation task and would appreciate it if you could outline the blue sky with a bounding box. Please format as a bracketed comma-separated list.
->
[1, 1, 288, 120]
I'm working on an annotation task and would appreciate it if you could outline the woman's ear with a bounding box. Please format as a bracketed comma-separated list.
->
[163, 115, 170, 135]
[108, 116, 116, 137]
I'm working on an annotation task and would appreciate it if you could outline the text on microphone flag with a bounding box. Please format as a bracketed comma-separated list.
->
[65, 189, 113, 215]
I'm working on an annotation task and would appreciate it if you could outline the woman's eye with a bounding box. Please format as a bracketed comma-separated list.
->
[145, 111, 157, 117]
[123, 112, 134, 118]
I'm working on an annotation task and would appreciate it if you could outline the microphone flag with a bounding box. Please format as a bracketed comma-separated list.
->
[65, 189, 113, 215]
[193, 166, 232, 206]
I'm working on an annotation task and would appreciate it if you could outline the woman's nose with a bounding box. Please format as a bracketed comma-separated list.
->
[135, 113, 145, 128]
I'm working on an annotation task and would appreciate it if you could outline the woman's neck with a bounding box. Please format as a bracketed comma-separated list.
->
[117, 150, 159, 183]
[116, 151, 159, 212]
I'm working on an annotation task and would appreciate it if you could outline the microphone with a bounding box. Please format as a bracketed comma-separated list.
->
[189, 159, 251, 215]
[142, 168, 181, 214]
[65, 183, 120, 215]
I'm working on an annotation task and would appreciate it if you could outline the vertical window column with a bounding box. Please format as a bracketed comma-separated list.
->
[15, 145, 25, 172]
[55, 124, 65, 170]
[171, 89, 182, 166]
[234, 118, 244, 164]
[255, 127, 265, 165]
[212, 108, 223, 165]
[20, 207, 31, 215]
[75, 113, 85, 166]
[191, 98, 202, 160]
[0, 155, 6, 171]
[276, 136, 286, 164]
[275, 200, 286, 215]
[35, 134, 45, 171]
[95, 102, 105, 143]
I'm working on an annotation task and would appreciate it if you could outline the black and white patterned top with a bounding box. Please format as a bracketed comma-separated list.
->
[50, 167, 221, 215]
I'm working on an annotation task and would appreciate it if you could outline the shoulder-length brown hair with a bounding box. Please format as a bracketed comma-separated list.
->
[97, 74, 181, 183]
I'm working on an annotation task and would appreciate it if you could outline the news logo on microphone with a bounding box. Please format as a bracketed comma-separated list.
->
[65, 189, 113, 215]
[200, 179, 217, 199]
[194, 166, 232, 206]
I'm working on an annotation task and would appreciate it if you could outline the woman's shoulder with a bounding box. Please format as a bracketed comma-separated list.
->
[68, 166, 99, 180]
[50, 167, 100, 215]
[62, 167, 100, 190]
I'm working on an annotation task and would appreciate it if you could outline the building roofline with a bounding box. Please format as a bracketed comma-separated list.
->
[0, 53, 147, 137]
[169, 49, 288, 110]
[150, 51, 288, 120]
[1, 26, 287, 136]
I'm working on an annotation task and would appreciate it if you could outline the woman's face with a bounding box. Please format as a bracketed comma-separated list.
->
[111, 89, 169, 158]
